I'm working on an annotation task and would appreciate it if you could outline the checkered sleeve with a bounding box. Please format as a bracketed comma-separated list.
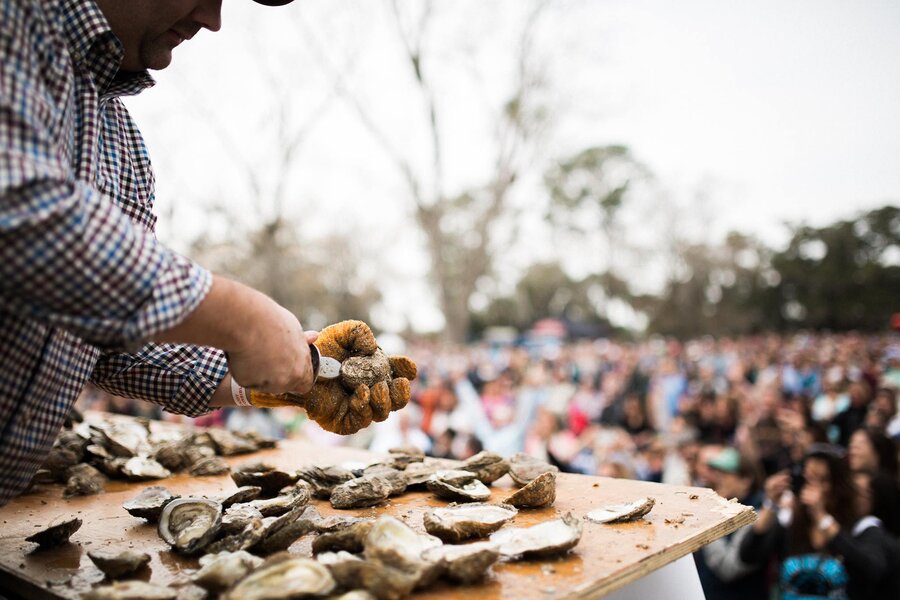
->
[91, 343, 229, 417]
[0, 10, 212, 351]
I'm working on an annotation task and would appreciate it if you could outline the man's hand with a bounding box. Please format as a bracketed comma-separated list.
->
[154, 275, 317, 395]
[763, 471, 791, 505]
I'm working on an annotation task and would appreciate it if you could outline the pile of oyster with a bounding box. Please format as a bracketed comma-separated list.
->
[33, 414, 275, 498]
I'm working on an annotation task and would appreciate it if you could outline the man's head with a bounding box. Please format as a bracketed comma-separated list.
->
[706, 447, 758, 501]
[95, 0, 292, 72]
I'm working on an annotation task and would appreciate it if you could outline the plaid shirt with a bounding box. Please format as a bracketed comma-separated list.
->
[0, 0, 229, 505]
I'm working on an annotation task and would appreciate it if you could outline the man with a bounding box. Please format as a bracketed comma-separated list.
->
[0, 0, 320, 506]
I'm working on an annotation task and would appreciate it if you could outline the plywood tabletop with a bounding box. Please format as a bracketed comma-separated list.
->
[0, 422, 755, 600]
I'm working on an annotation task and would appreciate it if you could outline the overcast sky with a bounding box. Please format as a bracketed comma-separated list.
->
[126, 0, 900, 331]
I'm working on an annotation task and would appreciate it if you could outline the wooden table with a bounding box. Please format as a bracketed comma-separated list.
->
[0, 431, 755, 599]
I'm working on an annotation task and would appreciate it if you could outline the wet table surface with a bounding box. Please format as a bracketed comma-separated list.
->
[0, 418, 755, 599]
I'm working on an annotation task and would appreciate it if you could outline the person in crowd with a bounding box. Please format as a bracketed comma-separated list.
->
[847, 427, 898, 478]
[695, 447, 767, 600]
[833, 381, 873, 447]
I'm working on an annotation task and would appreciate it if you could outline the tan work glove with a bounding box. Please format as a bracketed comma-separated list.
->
[247, 320, 417, 435]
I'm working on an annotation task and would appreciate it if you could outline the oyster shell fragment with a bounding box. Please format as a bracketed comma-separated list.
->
[25, 517, 82, 548]
[158, 497, 222, 555]
[87, 548, 150, 579]
[584, 497, 656, 524]
[224, 556, 335, 600]
[490, 512, 583, 559]
[505, 470, 556, 509]
[423, 503, 518, 542]
[122, 486, 178, 522]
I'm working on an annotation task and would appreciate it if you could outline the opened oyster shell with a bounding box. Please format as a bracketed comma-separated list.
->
[427, 476, 491, 502]
[584, 497, 656, 524]
[218, 485, 262, 508]
[330, 475, 393, 509]
[204, 516, 265, 554]
[505, 470, 556, 508]
[83, 581, 176, 600]
[461, 451, 509, 484]
[507, 452, 559, 486]
[296, 465, 355, 499]
[244, 488, 309, 517]
[422, 541, 500, 583]
[207, 428, 259, 455]
[122, 486, 178, 522]
[87, 548, 150, 579]
[193, 550, 262, 593]
[318, 552, 419, 600]
[423, 503, 518, 542]
[490, 512, 583, 559]
[364, 516, 442, 573]
[158, 497, 222, 555]
[25, 517, 82, 548]
[403, 458, 462, 487]
[119, 456, 170, 480]
[219, 504, 265, 536]
[224, 556, 335, 600]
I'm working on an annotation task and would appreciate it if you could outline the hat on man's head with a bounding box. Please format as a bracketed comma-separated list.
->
[253, 0, 295, 6]
[706, 447, 741, 474]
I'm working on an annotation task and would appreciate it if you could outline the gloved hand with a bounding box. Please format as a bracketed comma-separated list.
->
[246, 320, 417, 435]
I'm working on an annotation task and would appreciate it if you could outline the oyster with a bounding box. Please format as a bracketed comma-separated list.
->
[218, 485, 262, 508]
[219, 504, 265, 536]
[193, 550, 262, 593]
[153, 442, 187, 472]
[83, 581, 176, 600]
[64, 463, 105, 497]
[318, 550, 427, 600]
[507, 452, 559, 486]
[461, 451, 509, 484]
[330, 475, 393, 509]
[423, 503, 518, 542]
[224, 556, 335, 600]
[232, 462, 298, 496]
[296, 465, 355, 499]
[189, 456, 231, 476]
[204, 517, 265, 554]
[87, 548, 151, 579]
[490, 512, 583, 559]
[207, 428, 259, 455]
[158, 497, 222, 555]
[245, 488, 309, 517]
[361, 465, 407, 496]
[312, 520, 375, 555]
[403, 459, 462, 487]
[422, 541, 500, 583]
[505, 470, 556, 509]
[253, 516, 318, 555]
[584, 497, 656, 524]
[41, 446, 81, 482]
[120, 456, 171, 481]
[332, 591, 377, 600]
[426, 476, 491, 503]
[25, 517, 82, 548]
[123, 486, 179, 522]
[364, 516, 442, 572]
[428, 469, 476, 487]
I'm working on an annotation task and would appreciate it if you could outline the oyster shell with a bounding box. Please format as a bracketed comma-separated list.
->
[505, 470, 556, 508]
[422, 541, 500, 583]
[330, 475, 393, 509]
[245, 489, 309, 517]
[363, 516, 442, 572]
[361, 465, 408, 496]
[426, 477, 491, 502]
[64, 463, 105, 497]
[584, 497, 656, 524]
[403, 458, 462, 486]
[332, 591, 377, 600]
[296, 465, 355, 499]
[83, 581, 176, 600]
[87, 548, 151, 579]
[120, 456, 171, 481]
[428, 469, 476, 487]
[188, 456, 230, 476]
[204, 517, 265, 554]
[25, 517, 82, 548]
[248, 505, 321, 555]
[218, 485, 262, 508]
[122, 486, 178, 522]
[312, 520, 375, 555]
[318, 552, 422, 600]
[193, 550, 262, 593]
[490, 512, 583, 559]
[232, 462, 298, 496]
[224, 556, 335, 600]
[219, 504, 265, 535]
[41, 447, 81, 482]
[158, 497, 222, 554]
[207, 428, 259, 455]
[461, 451, 509, 484]
[507, 452, 559, 486]
[422, 503, 518, 542]
[153, 442, 187, 472]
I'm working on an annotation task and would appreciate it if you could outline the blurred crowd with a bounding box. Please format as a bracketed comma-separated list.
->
[78, 331, 900, 599]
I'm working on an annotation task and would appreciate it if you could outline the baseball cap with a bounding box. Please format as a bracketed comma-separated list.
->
[253, 0, 295, 6]
[706, 447, 741, 474]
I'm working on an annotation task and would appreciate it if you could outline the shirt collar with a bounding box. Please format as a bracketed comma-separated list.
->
[53, 0, 155, 99]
